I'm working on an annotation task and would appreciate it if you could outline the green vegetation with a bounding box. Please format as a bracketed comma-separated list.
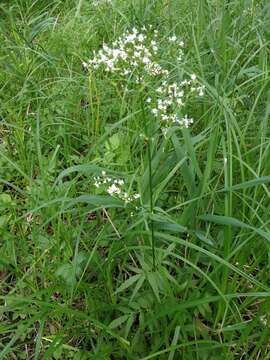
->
[1, 0, 270, 358]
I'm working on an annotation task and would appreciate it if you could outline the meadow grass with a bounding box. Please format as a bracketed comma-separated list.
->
[0, 0, 270, 358]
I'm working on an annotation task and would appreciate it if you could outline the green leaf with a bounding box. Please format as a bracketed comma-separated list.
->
[0, 194, 12, 204]
[168, 325, 181, 360]
[55, 263, 75, 286]
[115, 274, 141, 294]
[220, 176, 270, 191]
[194, 230, 215, 246]
[106, 133, 121, 150]
[54, 165, 101, 186]
[198, 214, 270, 243]
[150, 213, 187, 233]
[29, 18, 56, 41]
[154, 157, 186, 201]
[67, 195, 123, 209]
[124, 314, 135, 339]
[130, 274, 145, 302]
[171, 133, 195, 195]
[0, 215, 8, 228]
[147, 272, 161, 303]
[154, 221, 187, 233]
[34, 320, 45, 360]
[108, 315, 129, 329]
[156, 231, 268, 291]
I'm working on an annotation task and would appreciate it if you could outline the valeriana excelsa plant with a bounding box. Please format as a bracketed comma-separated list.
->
[83, 26, 204, 269]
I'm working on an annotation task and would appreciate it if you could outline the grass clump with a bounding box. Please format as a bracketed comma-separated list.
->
[1, 0, 270, 358]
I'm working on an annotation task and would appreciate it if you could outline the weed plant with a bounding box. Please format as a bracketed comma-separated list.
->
[0, 0, 270, 359]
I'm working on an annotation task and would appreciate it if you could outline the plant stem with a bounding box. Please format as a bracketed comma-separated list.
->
[141, 93, 156, 270]
[147, 136, 156, 270]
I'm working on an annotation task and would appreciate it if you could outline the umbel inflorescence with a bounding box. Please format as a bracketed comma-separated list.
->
[148, 74, 205, 131]
[83, 26, 168, 79]
[83, 26, 204, 132]
[94, 171, 140, 204]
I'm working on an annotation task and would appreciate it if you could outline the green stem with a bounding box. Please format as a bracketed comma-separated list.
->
[141, 93, 156, 270]
[147, 137, 156, 270]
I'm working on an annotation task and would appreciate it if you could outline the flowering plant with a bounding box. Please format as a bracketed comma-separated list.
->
[84, 26, 204, 134]
[83, 26, 205, 267]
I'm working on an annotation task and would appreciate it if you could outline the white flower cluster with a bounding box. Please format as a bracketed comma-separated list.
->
[94, 171, 140, 203]
[83, 27, 205, 132]
[148, 74, 205, 130]
[168, 34, 185, 61]
[83, 27, 168, 80]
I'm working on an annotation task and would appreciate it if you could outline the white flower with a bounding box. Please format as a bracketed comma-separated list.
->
[151, 40, 158, 52]
[169, 35, 177, 42]
[161, 114, 169, 121]
[180, 115, 194, 128]
[125, 33, 136, 43]
[177, 90, 184, 97]
[107, 60, 114, 69]
[199, 90, 204, 96]
[107, 184, 120, 195]
[191, 74, 196, 81]
[176, 98, 183, 106]
[197, 85, 205, 96]
[158, 102, 166, 111]
[142, 57, 151, 64]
